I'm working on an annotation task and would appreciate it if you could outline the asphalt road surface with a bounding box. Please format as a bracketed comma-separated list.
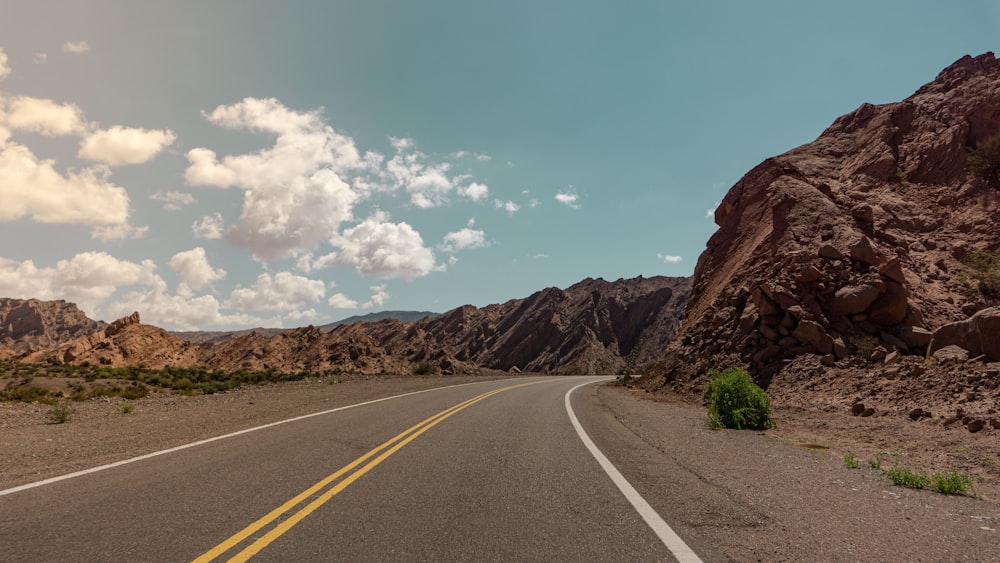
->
[0, 376, 715, 562]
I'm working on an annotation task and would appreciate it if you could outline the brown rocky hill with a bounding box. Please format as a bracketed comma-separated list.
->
[0, 298, 106, 353]
[649, 54, 1000, 418]
[8, 276, 690, 375]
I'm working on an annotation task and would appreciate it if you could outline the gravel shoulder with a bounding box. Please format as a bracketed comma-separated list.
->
[3, 375, 999, 561]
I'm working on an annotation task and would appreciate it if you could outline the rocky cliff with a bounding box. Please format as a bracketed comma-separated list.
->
[0, 298, 106, 353]
[653, 53, 1000, 391]
[7, 276, 690, 375]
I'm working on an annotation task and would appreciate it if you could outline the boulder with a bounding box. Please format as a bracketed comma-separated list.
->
[898, 325, 933, 349]
[878, 258, 907, 285]
[791, 320, 834, 354]
[867, 282, 909, 325]
[850, 237, 881, 267]
[927, 307, 1000, 361]
[830, 284, 880, 316]
[932, 344, 970, 363]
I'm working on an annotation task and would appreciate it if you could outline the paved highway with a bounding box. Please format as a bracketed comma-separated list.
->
[0, 376, 708, 562]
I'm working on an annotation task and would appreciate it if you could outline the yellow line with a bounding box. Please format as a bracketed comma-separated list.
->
[193, 381, 543, 563]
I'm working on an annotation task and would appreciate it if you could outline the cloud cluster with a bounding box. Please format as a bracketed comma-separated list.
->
[555, 190, 580, 209]
[317, 213, 436, 281]
[658, 253, 683, 264]
[225, 271, 326, 312]
[440, 219, 488, 253]
[79, 126, 176, 165]
[0, 48, 10, 80]
[169, 247, 226, 295]
[151, 191, 196, 211]
[62, 40, 90, 54]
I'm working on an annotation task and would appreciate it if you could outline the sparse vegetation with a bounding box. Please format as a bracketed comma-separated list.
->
[967, 131, 1000, 187]
[930, 469, 974, 495]
[959, 249, 1000, 298]
[884, 466, 931, 489]
[48, 401, 73, 424]
[847, 334, 879, 360]
[411, 362, 433, 375]
[121, 403, 135, 414]
[844, 453, 861, 468]
[704, 368, 775, 430]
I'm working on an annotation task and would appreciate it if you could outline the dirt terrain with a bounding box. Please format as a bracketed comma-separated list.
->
[1, 376, 997, 561]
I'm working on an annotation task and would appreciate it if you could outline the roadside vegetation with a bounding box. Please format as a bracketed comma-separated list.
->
[704, 368, 775, 430]
[959, 249, 1000, 299]
[0, 361, 347, 404]
[844, 451, 975, 496]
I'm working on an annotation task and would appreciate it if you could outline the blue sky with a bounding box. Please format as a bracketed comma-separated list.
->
[0, 1, 996, 329]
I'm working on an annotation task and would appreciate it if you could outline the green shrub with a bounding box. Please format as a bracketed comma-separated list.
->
[844, 453, 860, 469]
[968, 132, 1000, 187]
[930, 469, 974, 495]
[49, 401, 73, 424]
[704, 368, 775, 430]
[883, 466, 930, 489]
[121, 403, 135, 414]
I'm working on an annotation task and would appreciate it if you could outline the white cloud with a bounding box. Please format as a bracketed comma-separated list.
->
[461, 182, 489, 201]
[110, 277, 264, 331]
[494, 199, 519, 214]
[34, 53, 47, 64]
[186, 97, 363, 259]
[91, 223, 149, 242]
[440, 223, 487, 253]
[225, 271, 326, 312]
[192, 213, 225, 239]
[385, 144, 454, 208]
[658, 253, 683, 264]
[0, 139, 132, 229]
[63, 40, 90, 54]
[317, 212, 436, 281]
[151, 191, 196, 211]
[0, 48, 10, 80]
[0, 252, 157, 317]
[169, 247, 226, 295]
[362, 284, 389, 308]
[79, 126, 176, 165]
[555, 191, 580, 209]
[705, 200, 721, 219]
[4, 96, 86, 136]
[327, 293, 360, 309]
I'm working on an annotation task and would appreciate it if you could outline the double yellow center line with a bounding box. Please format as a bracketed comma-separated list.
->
[193, 381, 544, 562]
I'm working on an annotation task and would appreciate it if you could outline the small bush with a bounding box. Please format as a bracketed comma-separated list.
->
[967, 132, 1000, 187]
[883, 466, 930, 490]
[704, 368, 775, 430]
[411, 362, 433, 375]
[960, 249, 1000, 298]
[49, 401, 74, 424]
[930, 469, 974, 495]
[121, 403, 135, 414]
[844, 453, 860, 469]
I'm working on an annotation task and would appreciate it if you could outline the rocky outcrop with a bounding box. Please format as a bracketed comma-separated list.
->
[0, 298, 106, 353]
[651, 53, 1000, 386]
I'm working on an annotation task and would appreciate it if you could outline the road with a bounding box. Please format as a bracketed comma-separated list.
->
[0, 376, 712, 562]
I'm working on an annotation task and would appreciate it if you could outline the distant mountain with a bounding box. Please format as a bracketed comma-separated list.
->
[0, 298, 106, 353]
[319, 310, 438, 330]
[7, 276, 691, 375]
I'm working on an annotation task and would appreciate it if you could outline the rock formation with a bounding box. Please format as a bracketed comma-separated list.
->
[652, 53, 1000, 386]
[0, 298, 106, 353]
[7, 276, 690, 375]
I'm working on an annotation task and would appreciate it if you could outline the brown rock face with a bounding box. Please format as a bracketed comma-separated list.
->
[12, 276, 690, 375]
[0, 298, 106, 353]
[656, 53, 1000, 384]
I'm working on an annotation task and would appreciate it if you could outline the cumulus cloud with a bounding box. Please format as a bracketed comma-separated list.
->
[63, 40, 90, 54]
[461, 182, 489, 202]
[316, 212, 436, 281]
[494, 199, 519, 214]
[327, 293, 359, 309]
[362, 284, 390, 308]
[0, 252, 157, 316]
[225, 271, 326, 312]
[169, 247, 226, 295]
[658, 253, 683, 264]
[0, 140, 131, 228]
[440, 220, 487, 253]
[79, 126, 176, 165]
[110, 277, 264, 331]
[151, 191, 196, 211]
[555, 191, 580, 209]
[192, 213, 225, 239]
[4, 96, 86, 136]
[185, 97, 364, 259]
[384, 141, 455, 208]
[0, 48, 10, 79]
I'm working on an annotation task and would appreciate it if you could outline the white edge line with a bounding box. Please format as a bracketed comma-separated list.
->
[1, 377, 520, 498]
[565, 378, 703, 563]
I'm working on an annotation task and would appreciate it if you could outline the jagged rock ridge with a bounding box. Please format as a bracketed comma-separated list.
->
[0, 298, 106, 353]
[7, 276, 691, 375]
[655, 53, 1000, 387]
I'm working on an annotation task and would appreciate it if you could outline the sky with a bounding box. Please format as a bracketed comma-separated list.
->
[0, 1, 997, 330]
